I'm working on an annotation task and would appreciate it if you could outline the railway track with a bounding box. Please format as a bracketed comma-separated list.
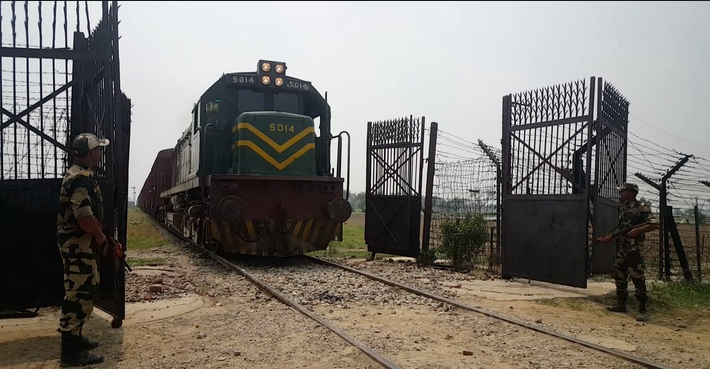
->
[155, 221, 677, 369]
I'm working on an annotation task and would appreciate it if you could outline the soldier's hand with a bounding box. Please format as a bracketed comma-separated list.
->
[112, 239, 124, 258]
[95, 233, 107, 246]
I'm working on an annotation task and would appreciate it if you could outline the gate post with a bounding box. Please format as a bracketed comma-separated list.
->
[421, 122, 438, 251]
[500, 94, 512, 278]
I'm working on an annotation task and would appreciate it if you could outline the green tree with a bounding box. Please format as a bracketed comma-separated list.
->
[347, 191, 366, 212]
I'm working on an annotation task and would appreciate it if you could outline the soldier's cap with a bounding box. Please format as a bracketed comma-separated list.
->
[72, 133, 110, 155]
[617, 182, 639, 193]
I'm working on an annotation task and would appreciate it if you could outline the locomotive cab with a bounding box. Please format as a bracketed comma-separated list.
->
[144, 59, 352, 256]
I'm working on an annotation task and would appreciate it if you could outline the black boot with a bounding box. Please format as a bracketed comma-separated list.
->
[78, 328, 99, 350]
[78, 335, 99, 350]
[606, 291, 628, 313]
[60, 333, 104, 367]
[636, 295, 649, 322]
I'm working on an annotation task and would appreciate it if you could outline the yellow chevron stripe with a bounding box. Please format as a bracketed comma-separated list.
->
[235, 140, 315, 171]
[322, 221, 334, 245]
[233, 122, 314, 153]
[311, 221, 322, 243]
[302, 219, 314, 241]
[246, 220, 256, 240]
[222, 220, 234, 246]
[293, 220, 303, 238]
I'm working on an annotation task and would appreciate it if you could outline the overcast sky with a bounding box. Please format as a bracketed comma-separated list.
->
[4, 1, 707, 204]
[114, 1, 709, 201]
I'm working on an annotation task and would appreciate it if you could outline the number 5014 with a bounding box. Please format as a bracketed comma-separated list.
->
[269, 123, 295, 132]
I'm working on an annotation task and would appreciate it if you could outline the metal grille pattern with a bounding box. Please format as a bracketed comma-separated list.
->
[595, 81, 629, 201]
[0, 1, 96, 179]
[0, 1, 129, 322]
[510, 79, 589, 126]
[74, 11, 119, 179]
[367, 116, 424, 197]
[365, 115, 425, 257]
[506, 79, 593, 195]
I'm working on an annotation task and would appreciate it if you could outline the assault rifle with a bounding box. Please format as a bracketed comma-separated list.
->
[99, 221, 132, 272]
[103, 235, 133, 273]
[580, 221, 650, 251]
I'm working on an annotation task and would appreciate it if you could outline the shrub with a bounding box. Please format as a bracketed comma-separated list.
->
[439, 213, 488, 270]
[416, 248, 437, 266]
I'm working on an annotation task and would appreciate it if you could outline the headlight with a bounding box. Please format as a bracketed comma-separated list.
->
[261, 76, 271, 85]
[261, 62, 271, 72]
[275, 64, 284, 73]
[275, 77, 284, 87]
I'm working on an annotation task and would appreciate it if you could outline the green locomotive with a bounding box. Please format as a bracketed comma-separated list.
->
[138, 60, 352, 256]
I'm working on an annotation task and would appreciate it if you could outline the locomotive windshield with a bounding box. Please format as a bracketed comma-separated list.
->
[236, 90, 301, 115]
[274, 93, 299, 114]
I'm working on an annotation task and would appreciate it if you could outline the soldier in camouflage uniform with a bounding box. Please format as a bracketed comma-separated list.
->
[598, 182, 659, 322]
[56, 133, 111, 367]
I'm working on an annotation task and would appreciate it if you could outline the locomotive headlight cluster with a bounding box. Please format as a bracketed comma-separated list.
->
[257, 59, 287, 86]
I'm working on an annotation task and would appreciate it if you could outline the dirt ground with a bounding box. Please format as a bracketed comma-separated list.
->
[344, 257, 710, 369]
[0, 238, 381, 369]
[2, 216, 709, 369]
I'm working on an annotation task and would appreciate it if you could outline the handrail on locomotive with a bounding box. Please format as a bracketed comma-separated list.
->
[333, 130, 351, 201]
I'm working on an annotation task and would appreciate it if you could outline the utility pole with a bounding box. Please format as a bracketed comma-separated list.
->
[131, 186, 136, 206]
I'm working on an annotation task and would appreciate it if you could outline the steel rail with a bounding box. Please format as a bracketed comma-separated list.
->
[155, 223, 403, 369]
[306, 255, 676, 369]
[148, 215, 673, 369]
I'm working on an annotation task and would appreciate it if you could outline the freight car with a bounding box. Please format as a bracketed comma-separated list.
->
[137, 59, 351, 256]
[137, 148, 174, 221]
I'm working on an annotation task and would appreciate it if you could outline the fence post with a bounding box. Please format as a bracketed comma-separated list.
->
[695, 204, 702, 283]
[421, 122, 438, 251]
[635, 172, 662, 279]
[661, 155, 692, 281]
[478, 139, 502, 266]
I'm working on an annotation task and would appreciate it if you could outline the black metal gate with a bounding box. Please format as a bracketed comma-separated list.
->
[501, 78, 597, 288]
[590, 80, 629, 274]
[365, 116, 425, 257]
[0, 1, 130, 326]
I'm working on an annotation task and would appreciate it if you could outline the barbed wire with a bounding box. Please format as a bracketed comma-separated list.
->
[427, 127, 500, 269]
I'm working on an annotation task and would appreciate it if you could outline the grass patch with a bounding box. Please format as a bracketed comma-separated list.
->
[126, 207, 168, 251]
[536, 297, 589, 311]
[648, 281, 710, 311]
[537, 281, 710, 320]
[308, 223, 397, 259]
[537, 298, 562, 308]
[126, 257, 167, 267]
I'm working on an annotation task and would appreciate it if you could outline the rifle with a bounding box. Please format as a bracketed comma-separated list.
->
[580, 221, 650, 251]
[102, 235, 133, 273]
[99, 221, 132, 272]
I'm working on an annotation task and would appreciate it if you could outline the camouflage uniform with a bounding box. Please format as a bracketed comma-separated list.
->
[56, 132, 109, 366]
[56, 164, 103, 336]
[608, 183, 659, 321]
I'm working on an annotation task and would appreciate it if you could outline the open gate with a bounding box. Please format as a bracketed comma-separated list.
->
[501, 77, 630, 288]
[590, 80, 629, 274]
[0, 1, 130, 326]
[501, 78, 597, 288]
[365, 116, 425, 257]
